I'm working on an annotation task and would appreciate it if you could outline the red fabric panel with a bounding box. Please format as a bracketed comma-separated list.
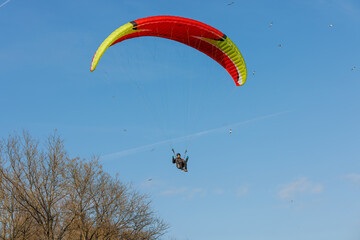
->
[111, 16, 240, 86]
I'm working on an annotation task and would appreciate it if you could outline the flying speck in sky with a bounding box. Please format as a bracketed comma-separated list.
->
[252, 71, 255, 75]
[351, 66, 356, 71]
[328, 24, 333, 27]
[278, 43, 282, 47]
[227, 2, 234, 5]
[269, 22, 273, 28]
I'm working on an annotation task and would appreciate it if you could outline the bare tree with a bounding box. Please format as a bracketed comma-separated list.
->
[66, 157, 168, 240]
[0, 132, 74, 240]
[0, 168, 35, 240]
[0, 131, 168, 240]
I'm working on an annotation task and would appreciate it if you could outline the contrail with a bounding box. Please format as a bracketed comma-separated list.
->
[0, 0, 10, 8]
[102, 111, 290, 160]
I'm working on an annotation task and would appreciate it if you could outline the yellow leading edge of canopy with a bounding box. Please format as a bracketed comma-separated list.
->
[90, 23, 135, 72]
[199, 36, 247, 86]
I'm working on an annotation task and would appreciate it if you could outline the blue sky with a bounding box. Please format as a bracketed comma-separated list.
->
[1, 0, 360, 239]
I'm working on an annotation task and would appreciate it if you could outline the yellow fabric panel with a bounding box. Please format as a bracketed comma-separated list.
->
[199, 36, 247, 86]
[90, 22, 137, 72]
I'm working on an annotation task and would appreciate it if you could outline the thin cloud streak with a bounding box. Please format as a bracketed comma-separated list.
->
[344, 173, 360, 185]
[160, 187, 206, 200]
[236, 186, 249, 198]
[102, 111, 290, 160]
[0, 0, 10, 8]
[278, 177, 323, 200]
[161, 187, 187, 196]
[213, 188, 224, 195]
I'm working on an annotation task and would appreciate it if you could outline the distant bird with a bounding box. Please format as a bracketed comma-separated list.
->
[227, 1, 234, 5]
[229, 129, 232, 134]
[278, 43, 282, 47]
[112, 96, 115, 98]
[351, 66, 356, 71]
[291, 200, 293, 203]
[269, 22, 273, 28]
[252, 71, 255, 76]
[123, 129, 127, 132]
[328, 24, 333, 27]
[148, 178, 152, 181]
[150, 148, 155, 152]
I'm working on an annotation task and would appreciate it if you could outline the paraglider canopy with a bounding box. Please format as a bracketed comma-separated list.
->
[90, 15, 247, 86]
